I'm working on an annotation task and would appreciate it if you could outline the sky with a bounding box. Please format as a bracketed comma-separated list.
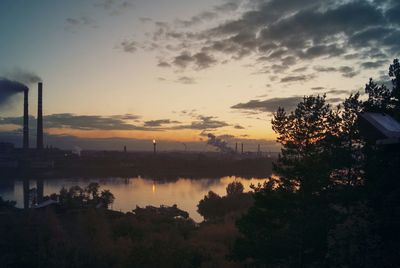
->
[0, 0, 399, 151]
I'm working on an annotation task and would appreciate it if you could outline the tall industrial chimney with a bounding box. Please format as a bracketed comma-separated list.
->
[36, 82, 43, 150]
[23, 89, 29, 150]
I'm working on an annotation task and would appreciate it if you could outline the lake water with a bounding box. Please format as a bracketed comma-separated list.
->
[0, 176, 269, 222]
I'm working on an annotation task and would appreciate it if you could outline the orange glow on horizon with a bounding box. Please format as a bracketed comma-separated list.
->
[45, 127, 277, 142]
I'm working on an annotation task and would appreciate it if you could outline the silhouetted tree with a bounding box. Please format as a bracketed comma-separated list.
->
[234, 95, 340, 267]
[85, 182, 100, 200]
[272, 95, 337, 195]
[197, 191, 222, 221]
[226, 181, 244, 196]
[234, 59, 400, 267]
[0, 197, 16, 211]
[198, 182, 253, 221]
[389, 58, 400, 118]
[100, 189, 115, 208]
[58, 183, 114, 209]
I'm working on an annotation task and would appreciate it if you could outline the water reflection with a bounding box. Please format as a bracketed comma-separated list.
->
[0, 176, 268, 222]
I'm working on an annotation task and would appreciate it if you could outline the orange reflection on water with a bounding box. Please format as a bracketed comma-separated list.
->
[5, 176, 269, 222]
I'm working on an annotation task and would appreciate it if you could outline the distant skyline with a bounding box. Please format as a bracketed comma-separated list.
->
[1, 0, 399, 150]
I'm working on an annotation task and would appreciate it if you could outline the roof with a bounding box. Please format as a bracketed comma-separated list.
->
[360, 112, 400, 139]
[34, 199, 59, 209]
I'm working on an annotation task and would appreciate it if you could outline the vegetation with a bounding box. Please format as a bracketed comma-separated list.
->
[0, 182, 247, 268]
[0, 196, 17, 211]
[48, 182, 115, 209]
[198, 181, 253, 222]
[233, 59, 400, 267]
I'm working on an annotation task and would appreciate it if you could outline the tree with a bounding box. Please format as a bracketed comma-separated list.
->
[234, 95, 340, 267]
[363, 78, 392, 113]
[389, 58, 400, 118]
[197, 191, 222, 221]
[100, 190, 115, 209]
[85, 182, 100, 200]
[226, 181, 244, 196]
[272, 95, 337, 195]
[233, 59, 400, 267]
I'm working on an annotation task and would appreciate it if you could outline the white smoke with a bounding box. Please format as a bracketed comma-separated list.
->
[207, 133, 234, 154]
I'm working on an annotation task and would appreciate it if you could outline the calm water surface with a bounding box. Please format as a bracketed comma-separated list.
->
[0, 176, 268, 222]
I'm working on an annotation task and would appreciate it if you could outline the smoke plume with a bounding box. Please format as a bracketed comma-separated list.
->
[207, 133, 234, 154]
[0, 79, 28, 106]
[3, 68, 42, 85]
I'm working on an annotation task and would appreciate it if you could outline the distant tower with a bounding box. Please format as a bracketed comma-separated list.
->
[241, 143, 244, 154]
[23, 88, 29, 150]
[257, 144, 261, 156]
[124, 146, 127, 153]
[153, 140, 157, 154]
[36, 82, 44, 150]
[235, 143, 238, 153]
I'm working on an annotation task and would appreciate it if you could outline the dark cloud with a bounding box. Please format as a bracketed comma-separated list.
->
[178, 109, 198, 118]
[311, 86, 325, 90]
[172, 52, 216, 69]
[324, 89, 352, 95]
[214, 1, 240, 12]
[139, 17, 153, 23]
[360, 60, 389, 69]
[314, 65, 359, 77]
[65, 16, 96, 32]
[0, 113, 154, 131]
[134, 0, 399, 83]
[177, 76, 196, 84]
[1, 112, 234, 133]
[231, 96, 304, 113]
[173, 115, 229, 130]
[234, 124, 245, 129]
[144, 119, 180, 127]
[44, 114, 150, 131]
[157, 61, 171, 68]
[293, 66, 308, 72]
[280, 75, 314, 83]
[173, 52, 194, 68]
[386, 3, 400, 25]
[175, 1, 240, 28]
[176, 11, 218, 27]
[339, 66, 359, 78]
[94, 0, 134, 15]
[111, 114, 141, 121]
[193, 52, 217, 69]
[120, 40, 137, 53]
[300, 44, 345, 59]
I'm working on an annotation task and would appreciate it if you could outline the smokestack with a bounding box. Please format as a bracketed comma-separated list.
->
[241, 143, 244, 154]
[153, 140, 157, 154]
[235, 143, 238, 153]
[36, 82, 43, 150]
[23, 89, 29, 150]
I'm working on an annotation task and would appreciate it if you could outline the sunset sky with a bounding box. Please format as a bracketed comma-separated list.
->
[0, 0, 399, 150]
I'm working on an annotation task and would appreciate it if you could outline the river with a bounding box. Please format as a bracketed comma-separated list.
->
[0, 176, 269, 222]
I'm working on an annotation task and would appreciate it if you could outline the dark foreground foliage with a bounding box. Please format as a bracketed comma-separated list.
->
[233, 59, 400, 267]
[0, 182, 249, 268]
[198, 181, 253, 222]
